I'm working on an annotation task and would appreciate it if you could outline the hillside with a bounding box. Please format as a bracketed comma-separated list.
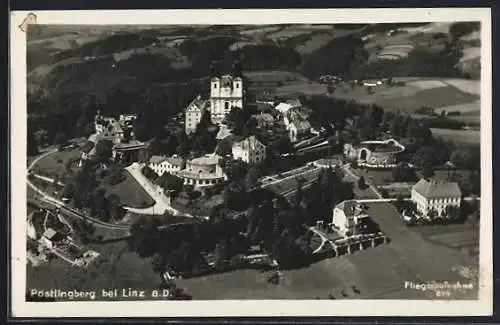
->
[27, 22, 481, 146]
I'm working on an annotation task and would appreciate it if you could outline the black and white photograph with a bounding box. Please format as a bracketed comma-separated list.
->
[10, 8, 492, 317]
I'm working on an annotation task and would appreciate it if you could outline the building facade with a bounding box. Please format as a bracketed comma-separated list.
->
[331, 200, 370, 237]
[209, 74, 243, 124]
[148, 155, 185, 177]
[232, 135, 266, 164]
[176, 154, 227, 188]
[411, 179, 462, 217]
[185, 96, 209, 134]
[288, 120, 312, 143]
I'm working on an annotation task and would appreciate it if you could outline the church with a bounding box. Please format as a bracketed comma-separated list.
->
[184, 59, 244, 134]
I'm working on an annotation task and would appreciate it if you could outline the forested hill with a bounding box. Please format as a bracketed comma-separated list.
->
[27, 22, 480, 145]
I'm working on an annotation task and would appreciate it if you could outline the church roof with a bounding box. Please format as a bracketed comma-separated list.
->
[412, 178, 462, 198]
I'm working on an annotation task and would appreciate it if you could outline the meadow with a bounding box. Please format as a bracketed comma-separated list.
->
[175, 202, 478, 300]
[430, 128, 480, 144]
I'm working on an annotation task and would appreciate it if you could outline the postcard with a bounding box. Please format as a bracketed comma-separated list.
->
[10, 8, 492, 317]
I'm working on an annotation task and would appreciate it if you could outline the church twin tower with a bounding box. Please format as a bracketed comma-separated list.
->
[185, 63, 244, 134]
[209, 74, 243, 125]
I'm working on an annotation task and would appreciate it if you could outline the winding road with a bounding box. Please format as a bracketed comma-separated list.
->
[27, 149, 131, 230]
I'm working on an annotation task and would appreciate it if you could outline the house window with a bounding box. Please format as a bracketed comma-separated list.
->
[214, 83, 217, 89]
[236, 83, 239, 88]
[225, 102, 229, 110]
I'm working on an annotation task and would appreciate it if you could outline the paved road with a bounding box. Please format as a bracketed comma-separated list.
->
[124, 163, 193, 217]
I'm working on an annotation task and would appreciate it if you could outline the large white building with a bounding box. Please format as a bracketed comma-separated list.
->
[184, 74, 243, 133]
[331, 200, 370, 237]
[411, 179, 462, 217]
[148, 155, 185, 177]
[232, 135, 266, 164]
[185, 96, 209, 134]
[176, 154, 227, 188]
[209, 74, 243, 124]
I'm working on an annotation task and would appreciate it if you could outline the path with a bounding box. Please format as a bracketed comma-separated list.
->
[124, 163, 193, 217]
[343, 164, 383, 199]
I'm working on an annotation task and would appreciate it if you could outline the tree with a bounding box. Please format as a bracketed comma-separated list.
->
[357, 176, 367, 190]
[214, 239, 230, 267]
[327, 83, 335, 95]
[223, 181, 248, 211]
[54, 132, 68, 147]
[427, 209, 438, 221]
[450, 146, 480, 170]
[244, 167, 261, 191]
[445, 205, 461, 222]
[392, 162, 415, 182]
[411, 146, 438, 170]
[160, 173, 184, 193]
[94, 139, 113, 164]
[27, 129, 39, 156]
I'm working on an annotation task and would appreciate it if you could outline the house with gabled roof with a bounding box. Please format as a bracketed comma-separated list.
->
[331, 200, 370, 237]
[411, 178, 462, 217]
[148, 154, 186, 177]
[232, 135, 266, 164]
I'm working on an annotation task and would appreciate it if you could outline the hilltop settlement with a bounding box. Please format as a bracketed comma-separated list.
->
[26, 22, 481, 300]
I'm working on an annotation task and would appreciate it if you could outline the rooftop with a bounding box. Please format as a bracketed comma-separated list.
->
[335, 200, 366, 218]
[189, 154, 221, 166]
[233, 135, 265, 151]
[149, 155, 168, 164]
[291, 120, 312, 132]
[43, 228, 59, 240]
[113, 140, 147, 150]
[166, 155, 185, 167]
[412, 178, 462, 198]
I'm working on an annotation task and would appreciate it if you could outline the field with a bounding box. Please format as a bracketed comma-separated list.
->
[26, 240, 164, 300]
[430, 128, 480, 144]
[350, 168, 397, 187]
[100, 170, 155, 208]
[30, 149, 81, 177]
[175, 202, 478, 300]
[245, 70, 317, 96]
[331, 79, 480, 117]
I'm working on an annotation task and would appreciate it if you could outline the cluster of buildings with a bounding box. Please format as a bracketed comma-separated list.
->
[330, 178, 463, 239]
[148, 134, 267, 189]
[79, 111, 148, 166]
[27, 209, 98, 267]
[185, 74, 244, 134]
[148, 152, 227, 189]
[275, 99, 313, 143]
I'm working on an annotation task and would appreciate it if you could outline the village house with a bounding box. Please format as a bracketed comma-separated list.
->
[148, 154, 186, 177]
[288, 120, 312, 143]
[184, 95, 209, 134]
[41, 228, 65, 249]
[331, 200, 370, 237]
[176, 154, 227, 188]
[251, 113, 275, 129]
[232, 135, 267, 164]
[274, 98, 302, 115]
[411, 178, 462, 217]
